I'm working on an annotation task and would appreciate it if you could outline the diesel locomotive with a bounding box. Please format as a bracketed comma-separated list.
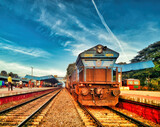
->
[66, 44, 122, 106]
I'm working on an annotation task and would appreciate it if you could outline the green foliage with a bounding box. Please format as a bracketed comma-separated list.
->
[1, 70, 7, 76]
[66, 62, 76, 76]
[154, 62, 160, 71]
[147, 83, 160, 91]
[131, 41, 160, 63]
[7, 72, 19, 78]
[125, 41, 160, 91]
[0, 70, 19, 78]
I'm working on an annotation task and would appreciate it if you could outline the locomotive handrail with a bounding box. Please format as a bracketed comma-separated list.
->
[77, 66, 122, 84]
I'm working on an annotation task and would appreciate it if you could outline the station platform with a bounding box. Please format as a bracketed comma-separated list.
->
[120, 90, 160, 106]
[0, 87, 54, 98]
[0, 87, 59, 105]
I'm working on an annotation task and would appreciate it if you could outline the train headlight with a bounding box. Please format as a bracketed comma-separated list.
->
[97, 45, 103, 54]
[79, 83, 85, 86]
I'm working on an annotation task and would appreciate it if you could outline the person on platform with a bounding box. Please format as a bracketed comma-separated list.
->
[8, 74, 13, 91]
[19, 80, 23, 88]
[29, 80, 31, 89]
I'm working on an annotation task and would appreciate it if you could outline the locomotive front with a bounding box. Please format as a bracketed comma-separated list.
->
[69, 44, 122, 106]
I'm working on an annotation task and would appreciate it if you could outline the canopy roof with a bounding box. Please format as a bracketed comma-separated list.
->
[24, 75, 59, 84]
[115, 60, 154, 72]
[0, 76, 29, 82]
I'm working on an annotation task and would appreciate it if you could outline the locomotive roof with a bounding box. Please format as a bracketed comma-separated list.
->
[76, 44, 119, 64]
[81, 44, 118, 54]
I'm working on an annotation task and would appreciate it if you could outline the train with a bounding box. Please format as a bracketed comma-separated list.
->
[122, 79, 140, 90]
[66, 44, 122, 106]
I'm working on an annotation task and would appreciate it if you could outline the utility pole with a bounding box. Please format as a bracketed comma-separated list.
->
[31, 67, 33, 78]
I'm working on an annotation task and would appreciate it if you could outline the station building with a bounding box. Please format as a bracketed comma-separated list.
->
[0, 75, 59, 88]
[0, 75, 29, 87]
[24, 75, 59, 87]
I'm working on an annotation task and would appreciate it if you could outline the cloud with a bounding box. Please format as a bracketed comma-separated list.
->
[32, 4, 139, 63]
[147, 22, 159, 32]
[98, 32, 141, 63]
[91, 0, 129, 61]
[68, 43, 92, 56]
[0, 60, 65, 77]
[63, 41, 72, 47]
[117, 52, 137, 63]
[58, 3, 66, 10]
[33, 2, 135, 62]
[0, 37, 51, 58]
[1, 0, 151, 64]
[68, 15, 93, 33]
[98, 33, 117, 46]
[64, 43, 93, 56]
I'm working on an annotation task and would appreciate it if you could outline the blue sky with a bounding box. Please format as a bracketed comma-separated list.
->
[0, 0, 160, 77]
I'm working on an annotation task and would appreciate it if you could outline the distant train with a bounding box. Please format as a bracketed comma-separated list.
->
[122, 79, 140, 90]
[66, 44, 122, 106]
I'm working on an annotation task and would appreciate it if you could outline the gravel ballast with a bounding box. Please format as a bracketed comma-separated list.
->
[40, 89, 84, 127]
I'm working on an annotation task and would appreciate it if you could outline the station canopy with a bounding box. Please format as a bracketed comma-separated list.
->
[24, 75, 59, 84]
[114, 60, 155, 72]
[0, 75, 29, 82]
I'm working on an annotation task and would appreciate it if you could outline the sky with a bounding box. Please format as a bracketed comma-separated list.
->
[0, 0, 160, 77]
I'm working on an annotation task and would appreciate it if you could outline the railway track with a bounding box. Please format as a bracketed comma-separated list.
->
[75, 102, 151, 127]
[0, 88, 61, 127]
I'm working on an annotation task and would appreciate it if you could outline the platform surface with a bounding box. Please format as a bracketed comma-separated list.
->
[0, 87, 54, 97]
[120, 90, 160, 106]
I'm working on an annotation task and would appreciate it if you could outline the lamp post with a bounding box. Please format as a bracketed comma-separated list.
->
[30, 67, 33, 88]
[31, 67, 33, 78]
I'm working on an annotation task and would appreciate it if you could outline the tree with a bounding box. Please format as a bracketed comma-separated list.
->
[131, 41, 160, 63]
[8, 72, 14, 77]
[13, 74, 19, 78]
[123, 41, 160, 90]
[117, 62, 127, 65]
[1, 70, 7, 76]
[66, 63, 76, 76]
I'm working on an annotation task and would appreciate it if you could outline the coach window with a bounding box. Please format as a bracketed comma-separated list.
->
[128, 81, 133, 85]
[134, 81, 138, 85]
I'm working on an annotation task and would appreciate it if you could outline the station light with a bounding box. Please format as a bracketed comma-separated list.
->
[97, 45, 103, 54]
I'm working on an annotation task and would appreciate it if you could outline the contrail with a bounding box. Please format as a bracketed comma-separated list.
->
[91, 0, 129, 61]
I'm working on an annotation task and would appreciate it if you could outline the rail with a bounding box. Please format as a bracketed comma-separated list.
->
[0, 88, 59, 114]
[18, 89, 61, 127]
[105, 106, 151, 127]
[78, 101, 104, 127]
[0, 88, 61, 127]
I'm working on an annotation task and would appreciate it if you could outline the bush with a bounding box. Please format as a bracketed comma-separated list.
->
[147, 83, 160, 91]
